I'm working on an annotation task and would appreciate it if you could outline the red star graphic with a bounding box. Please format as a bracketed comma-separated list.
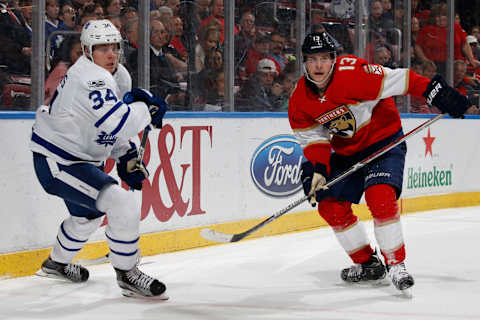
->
[423, 128, 435, 157]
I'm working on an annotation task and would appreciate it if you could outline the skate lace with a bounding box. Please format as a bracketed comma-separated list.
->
[65, 264, 83, 282]
[389, 262, 408, 282]
[126, 267, 154, 290]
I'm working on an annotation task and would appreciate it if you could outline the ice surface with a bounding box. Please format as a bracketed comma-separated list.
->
[1, 206, 479, 320]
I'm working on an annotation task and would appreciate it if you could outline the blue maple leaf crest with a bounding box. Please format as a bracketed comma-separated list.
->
[95, 131, 117, 147]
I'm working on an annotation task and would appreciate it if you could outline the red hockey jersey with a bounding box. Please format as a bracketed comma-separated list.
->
[288, 55, 431, 171]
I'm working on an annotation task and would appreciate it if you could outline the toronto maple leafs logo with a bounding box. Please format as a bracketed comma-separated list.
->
[95, 131, 117, 147]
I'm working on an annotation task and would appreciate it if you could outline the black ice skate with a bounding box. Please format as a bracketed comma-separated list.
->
[341, 251, 386, 283]
[115, 266, 168, 300]
[38, 256, 89, 282]
[387, 262, 414, 291]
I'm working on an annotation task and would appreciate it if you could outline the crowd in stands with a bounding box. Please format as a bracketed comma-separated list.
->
[1, 0, 480, 113]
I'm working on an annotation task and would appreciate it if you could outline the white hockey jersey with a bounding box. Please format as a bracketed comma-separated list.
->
[30, 55, 151, 166]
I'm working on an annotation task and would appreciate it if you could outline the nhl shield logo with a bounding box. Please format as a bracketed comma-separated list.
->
[316, 106, 356, 138]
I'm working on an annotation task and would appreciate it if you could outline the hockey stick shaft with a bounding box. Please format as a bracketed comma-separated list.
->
[136, 125, 152, 165]
[200, 113, 445, 243]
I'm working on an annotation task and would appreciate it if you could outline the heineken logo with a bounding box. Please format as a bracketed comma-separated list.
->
[406, 166, 452, 189]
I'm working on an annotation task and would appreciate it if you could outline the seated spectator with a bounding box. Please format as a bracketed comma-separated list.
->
[103, 0, 122, 18]
[422, 60, 437, 80]
[416, 4, 480, 77]
[368, 0, 394, 35]
[272, 60, 297, 111]
[192, 46, 223, 107]
[454, 59, 480, 114]
[122, 17, 138, 64]
[234, 11, 255, 68]
[195, 24, 220, 72]
[373, 46, 397, 68]
[236, 58, 283, 112]
[44, 35, 82, 105]
[0, 0, 31, 75]
[127, 20, 184, 106]
[199, 0, 237, 44]
[169, 16, 187, 61]
[204, 69, 224, 108]
[268, 32, 287, 71]
[245, 33, 280, 77]
[59, 2, 76, 31]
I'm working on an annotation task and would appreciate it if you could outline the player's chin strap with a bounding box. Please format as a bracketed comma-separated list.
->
[302, 53, 337, 87]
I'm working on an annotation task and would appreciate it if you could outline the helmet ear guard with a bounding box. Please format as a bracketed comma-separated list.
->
[80, 19, 123, 63]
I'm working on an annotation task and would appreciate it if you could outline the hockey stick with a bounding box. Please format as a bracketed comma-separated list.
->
[136, 125, 152, 165]
[200, 113, 445, 243]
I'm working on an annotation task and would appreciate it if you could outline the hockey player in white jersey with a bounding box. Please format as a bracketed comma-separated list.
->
[30, 19, 168, 299]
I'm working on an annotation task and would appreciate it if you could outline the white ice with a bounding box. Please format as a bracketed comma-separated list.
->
[1, 206, 480, 320]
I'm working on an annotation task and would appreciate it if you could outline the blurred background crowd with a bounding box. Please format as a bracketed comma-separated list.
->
[1, 0, 479, 113]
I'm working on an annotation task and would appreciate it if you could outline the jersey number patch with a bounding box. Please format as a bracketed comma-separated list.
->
[89, 89, 118, 110]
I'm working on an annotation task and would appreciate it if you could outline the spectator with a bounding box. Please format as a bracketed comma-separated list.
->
[470, 26, 480, 58]
[245, 33, 280, 77]
[59, 2, 77, 30]
[120, 6, 137, 26]
[195, 24, 220, 72]
[103, 0, 122, 18]
[199, 0, 237, 44]
[373, 46, 392, 66]
[164, 0, 180, 16]
[0, 0, 31, 74]
[234, 11, 255, 68]
[122, 16, 138, 63]
[157, 6, 173, 30]
[192, 45, 223, 106]
[453, 59, 480, 114]
[416, 4, 480, 77]
[169, 16, 187, 61]
[44, 35, 82, 105]
[237, 58, 282, 111]
[268, 32, 287, 71]
[422, 60, 437, 80]
[128, 20, 183, 106]
[381, 0, 393, 20]
[368, 0, 393, 35]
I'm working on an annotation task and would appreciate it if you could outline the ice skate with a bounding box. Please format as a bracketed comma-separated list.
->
[36, 256, 89, 282]
[341, 251, 386, 284]
[115, 266, 168, 300]
[387, 262, 414, 297]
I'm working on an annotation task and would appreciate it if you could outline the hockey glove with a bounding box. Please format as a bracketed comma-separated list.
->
[123, 88, 167, 128]
[117, 142, 149, 191]
[423, 74, 471, 118]
[300, 161, 328, 207]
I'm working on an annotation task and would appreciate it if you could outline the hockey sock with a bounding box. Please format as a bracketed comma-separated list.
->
[50, 216, 103, 264]
[96, 184, 141, 270]
[318, 198, 373, 264]
[365, 184, 405, 265]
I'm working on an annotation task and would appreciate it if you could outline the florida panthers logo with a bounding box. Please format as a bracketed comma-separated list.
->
[316, 106, 356, 138]
[95, 131, 117, 147]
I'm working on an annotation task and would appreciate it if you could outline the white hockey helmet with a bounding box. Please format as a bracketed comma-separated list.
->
[80, 19, 122, 61]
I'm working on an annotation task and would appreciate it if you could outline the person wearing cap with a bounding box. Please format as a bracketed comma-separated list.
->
[289, 32, 470, 294]
[245, 33, 280, 77]
[237, 58, 282, 111]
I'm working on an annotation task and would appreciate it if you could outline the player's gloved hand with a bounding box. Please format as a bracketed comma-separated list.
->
[301, 161, 328, 207]
[117, 142, 149, 190]
[423, 74, 471, 118]
[123, 88, 167, 128]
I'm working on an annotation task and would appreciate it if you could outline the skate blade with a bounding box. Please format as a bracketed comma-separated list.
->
[121, 289, 169, 301]
[399, 287, 413, 299]
[34, 270, 71, 282]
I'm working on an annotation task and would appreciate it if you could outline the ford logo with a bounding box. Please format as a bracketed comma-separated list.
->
[250, 135, 304, 197]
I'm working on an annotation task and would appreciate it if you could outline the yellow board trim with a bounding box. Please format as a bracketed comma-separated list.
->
[2, 192, 480, 279]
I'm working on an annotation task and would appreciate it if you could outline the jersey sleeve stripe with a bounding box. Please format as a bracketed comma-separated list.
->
[94, 100, 124, 128]
[109, 106, 131, 136]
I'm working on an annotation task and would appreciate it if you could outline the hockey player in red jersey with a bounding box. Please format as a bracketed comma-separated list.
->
[289, 32, 470, 293]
